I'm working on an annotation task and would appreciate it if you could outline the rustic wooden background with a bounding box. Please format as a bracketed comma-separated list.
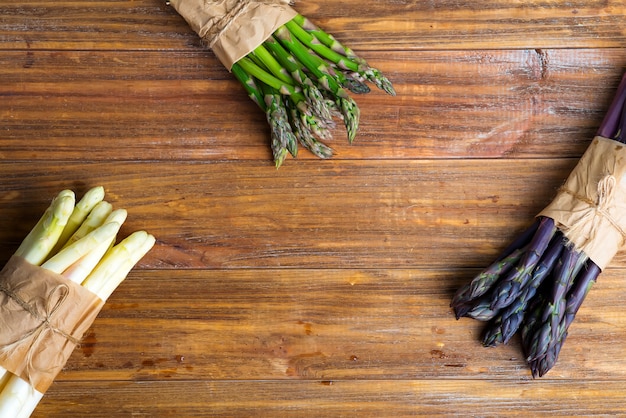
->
[2, 0, 626, 416]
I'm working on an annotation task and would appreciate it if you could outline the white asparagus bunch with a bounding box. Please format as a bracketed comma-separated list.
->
[0, 187, 155, 417]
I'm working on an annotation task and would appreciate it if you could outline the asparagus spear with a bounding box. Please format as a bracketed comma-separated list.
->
[289, 105, 334, 159]
[231, 62, 265, 109]
[252, 43, 296, 87]
[597, 73, 626, 142]
[561, 262, 601, 334]
[81, 230, 155, 299]
[50, 186, 105, 254]
[61, 209, 127, 284]
[291, 14, 396, 96]
[482, 232, 565, 346]
[236, 56, 301, 97]
[273, 24, 360, 142]
[62, 200, 113, 248]
[40, 221, 121, 274]
[451, 246, 526, 319]
[527, 260, 601, 377]
[451, 218, 542, 312]
[263, 35, 335, 122]
[453, 294, 500, 322]
[14, 190, 75, 266]
[486, 217, 557, 311]
[262, 85, 295, 167]
[524, 245, 587, 365]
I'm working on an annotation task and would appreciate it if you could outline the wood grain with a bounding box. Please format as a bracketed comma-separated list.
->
[2, 0, 626, 416]
[1, 1, 625, 51]
[0, 159, 583, 269]
[53, 268, 626, 381]
[2, 49, 626, 161]
[33, 379, 626, 417]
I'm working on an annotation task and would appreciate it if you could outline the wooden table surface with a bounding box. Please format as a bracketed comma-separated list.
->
[2, 0, 626, 416]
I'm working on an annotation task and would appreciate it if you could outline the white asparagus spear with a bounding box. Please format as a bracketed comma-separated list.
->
[40, 221, 121, 275]
[61, 209, 127, 284]
[89, 232, 156, 301]
[0, 191, 75, 405]
[0, 367, 9, 394]
[50, 186, 105, 254]
[0, 375, 42, 418]
[14, 192, 75, 266]
[61, 200, 112, 249]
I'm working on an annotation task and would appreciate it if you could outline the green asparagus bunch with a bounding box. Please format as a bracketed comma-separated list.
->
[231, 14, 395, 167]
[451, 73, 626, 377]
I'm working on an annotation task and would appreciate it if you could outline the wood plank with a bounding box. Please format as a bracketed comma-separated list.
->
[1, 1, 625, 51]
[0, 159, 590, 270]
[48, 267, 626, 382]
[32, 378, 626, 416]
[2, 49, 626, 161]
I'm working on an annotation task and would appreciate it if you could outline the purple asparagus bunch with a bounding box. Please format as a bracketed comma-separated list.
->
[451, 72, 626, 377]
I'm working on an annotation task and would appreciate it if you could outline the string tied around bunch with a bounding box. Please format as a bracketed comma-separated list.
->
[0, 282, 80, 387]
[539, 136, 626, 270]
[0, 256, 105, 393]
[558, 173, 626, 251]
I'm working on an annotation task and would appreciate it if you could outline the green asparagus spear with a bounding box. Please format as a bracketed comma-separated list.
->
[237, 56, 301, 97]
[231, 62, 265, 109]
[261, 84, 297, 167]
[291, 14, 396, 96]
[263, 35, 335, 122]
[274, 25, 360, 142]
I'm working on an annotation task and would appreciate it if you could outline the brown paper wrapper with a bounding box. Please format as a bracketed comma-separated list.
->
[0, 256, 105, 393]
[169, 0, 297, 70]
[539, 136, 626, 270]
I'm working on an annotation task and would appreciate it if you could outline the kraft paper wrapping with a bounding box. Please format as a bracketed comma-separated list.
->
[539, 136, 626, 270]
[0, 256, 105, 393]
[169, 0, 297, 70]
